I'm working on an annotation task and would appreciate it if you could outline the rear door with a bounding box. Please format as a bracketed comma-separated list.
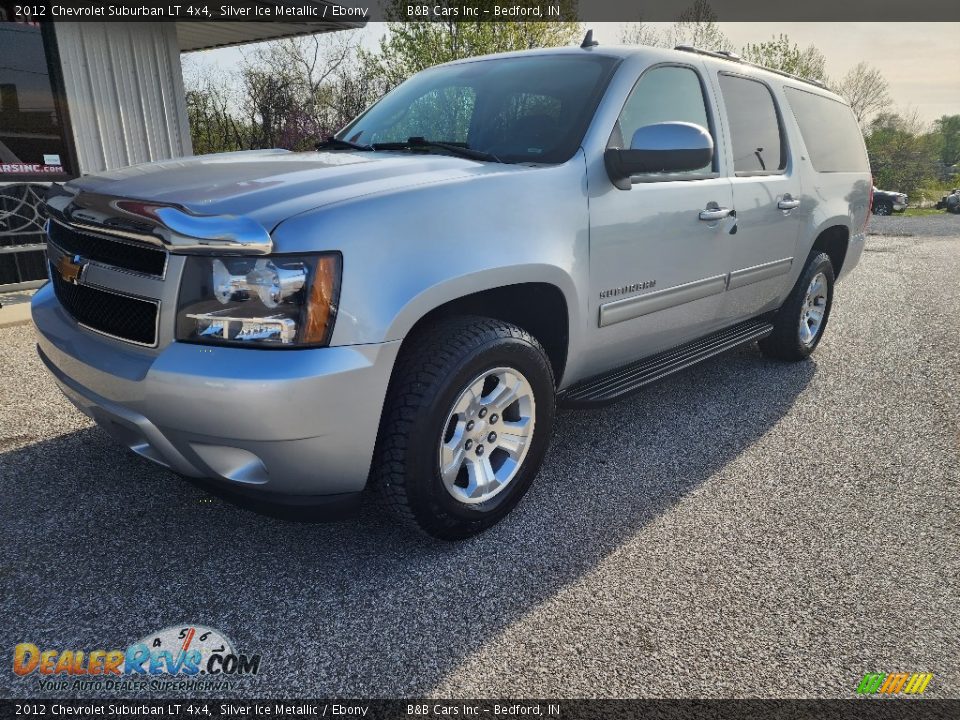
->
[712, 72, 803, 323]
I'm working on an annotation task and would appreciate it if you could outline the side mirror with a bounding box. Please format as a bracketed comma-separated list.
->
[604, 122, 714, 189]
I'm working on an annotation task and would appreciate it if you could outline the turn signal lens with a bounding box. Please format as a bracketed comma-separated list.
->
[302, 255, 340, 345]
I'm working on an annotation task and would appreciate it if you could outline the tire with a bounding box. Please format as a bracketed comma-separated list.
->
[873, 201, 892, 216]
[759, 252, 835, 361]
[373, 316, 556, 540]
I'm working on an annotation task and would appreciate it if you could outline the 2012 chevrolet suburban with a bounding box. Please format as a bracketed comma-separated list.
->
[33, 42, 872, 539]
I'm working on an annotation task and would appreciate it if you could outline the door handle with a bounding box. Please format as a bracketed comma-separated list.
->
[699, 207, 734, 221]
[778, 198, 801, 210]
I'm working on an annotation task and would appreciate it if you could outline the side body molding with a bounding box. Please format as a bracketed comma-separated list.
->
[598, 257, 794, 328]
[599, 274, 727, 328]
[728, 257, 794, 291]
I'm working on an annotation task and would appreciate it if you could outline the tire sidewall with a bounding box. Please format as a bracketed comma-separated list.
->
[792, 254, 835, 357]
[404, 333, 555, 536]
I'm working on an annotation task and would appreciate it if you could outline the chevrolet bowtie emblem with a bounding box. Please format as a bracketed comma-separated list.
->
[56, 254, 86, 284]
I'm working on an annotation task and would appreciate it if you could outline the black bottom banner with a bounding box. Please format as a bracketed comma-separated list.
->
[2, 700, 959, 720]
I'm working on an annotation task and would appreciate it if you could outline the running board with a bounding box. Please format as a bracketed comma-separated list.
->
[559, 319, 774, 407]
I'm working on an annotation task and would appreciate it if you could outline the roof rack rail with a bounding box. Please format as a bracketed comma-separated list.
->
[673, 44, 829, 90]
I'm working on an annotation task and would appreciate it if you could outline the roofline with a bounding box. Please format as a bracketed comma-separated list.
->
[673, 45, 830, 91]
[424, 43, 845, 102]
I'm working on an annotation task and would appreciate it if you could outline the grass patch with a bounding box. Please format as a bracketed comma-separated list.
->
[901, 208, 947, 217]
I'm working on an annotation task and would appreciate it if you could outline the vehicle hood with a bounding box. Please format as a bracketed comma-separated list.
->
[66, 149, 528, 231]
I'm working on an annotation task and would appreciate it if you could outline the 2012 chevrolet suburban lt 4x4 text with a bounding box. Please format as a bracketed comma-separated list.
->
[33, 42, 872, 539]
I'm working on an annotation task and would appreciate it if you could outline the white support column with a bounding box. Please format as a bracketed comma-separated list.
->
[53, 21, 193, 176]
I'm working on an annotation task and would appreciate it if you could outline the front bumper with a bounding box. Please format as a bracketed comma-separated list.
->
[32, 283, 401, 497]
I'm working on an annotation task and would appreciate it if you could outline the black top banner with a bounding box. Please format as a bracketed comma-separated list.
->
[1, 0, 957, 22]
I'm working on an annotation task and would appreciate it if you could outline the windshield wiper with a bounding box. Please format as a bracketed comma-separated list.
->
[371, 137, 501, 163]
[315, 137, 372, 151]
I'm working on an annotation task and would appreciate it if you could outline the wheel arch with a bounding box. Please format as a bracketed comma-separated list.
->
[390, 279, 573, 387]
[809, 223, 850, 277]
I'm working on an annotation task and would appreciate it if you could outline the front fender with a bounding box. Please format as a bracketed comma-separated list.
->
[270, 153, 590, 347]
[383, 263, 581, 342]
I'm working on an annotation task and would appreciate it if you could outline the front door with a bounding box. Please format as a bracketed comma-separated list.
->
[586, 63, 735, 378]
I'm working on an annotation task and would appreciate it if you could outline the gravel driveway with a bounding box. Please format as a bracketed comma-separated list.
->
[1, 215, 957, 699]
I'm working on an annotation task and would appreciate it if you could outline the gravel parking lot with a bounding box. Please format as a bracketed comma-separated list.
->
[1, 214, 958, 699]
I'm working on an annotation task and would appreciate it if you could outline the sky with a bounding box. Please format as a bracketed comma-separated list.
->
[186, 22, 960, 125]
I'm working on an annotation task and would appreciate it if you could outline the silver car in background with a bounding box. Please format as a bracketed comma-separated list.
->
[33, 42, 871, 539]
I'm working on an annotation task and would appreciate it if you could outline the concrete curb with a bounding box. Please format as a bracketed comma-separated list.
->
[0, 303, 32, 329]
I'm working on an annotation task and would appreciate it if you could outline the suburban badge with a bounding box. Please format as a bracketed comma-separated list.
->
[600, 280, 656, 299]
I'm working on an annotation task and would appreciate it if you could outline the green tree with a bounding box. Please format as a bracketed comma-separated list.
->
[371, 0, 581, 88]
[866, 112, 940, 194]
[670, 0, 729, 51]
[619, 21, 666, 47]
[740, 34, 828, 83]
[933, 114, 960, 168]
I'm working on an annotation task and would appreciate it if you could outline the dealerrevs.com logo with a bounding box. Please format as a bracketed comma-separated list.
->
[12, 625, 262, 692]
[856, 672, 934, 695]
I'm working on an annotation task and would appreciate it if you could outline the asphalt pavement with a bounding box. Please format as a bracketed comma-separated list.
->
[1, 215, 958, 699]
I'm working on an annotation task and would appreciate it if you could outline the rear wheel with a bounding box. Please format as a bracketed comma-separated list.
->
[873, 200, 893, 216]
[759, 252, 835, 361]
[373, 316, 556, 539]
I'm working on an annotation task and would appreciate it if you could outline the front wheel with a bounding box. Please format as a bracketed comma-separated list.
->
[373, 316, 556, 539]
[759, 252, 835, 361]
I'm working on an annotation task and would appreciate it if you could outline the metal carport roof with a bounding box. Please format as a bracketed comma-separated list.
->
[176, 0, 365, 52]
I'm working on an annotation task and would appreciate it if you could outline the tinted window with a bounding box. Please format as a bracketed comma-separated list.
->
[339, 55, 619, 165]
[0, 20, 72, 180]
[784, 87, 869, 173]
[718, 74, 786, 174]
[613, 67, 712, 145]
[610, 65, 714, 175]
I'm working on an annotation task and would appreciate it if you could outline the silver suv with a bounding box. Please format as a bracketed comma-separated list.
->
[33, 44, 871, 539]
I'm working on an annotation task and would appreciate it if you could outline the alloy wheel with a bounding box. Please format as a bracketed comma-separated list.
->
[438, 367, 536, 505]
[799, 272, 828, 346]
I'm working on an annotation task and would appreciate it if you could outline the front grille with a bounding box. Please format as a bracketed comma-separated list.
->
[51, 267, 158, 346]
[48, 219, 166, 277]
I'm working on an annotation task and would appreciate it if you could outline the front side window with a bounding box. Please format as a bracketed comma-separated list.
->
[608, 65, 715, 175]
[338, 54, 620, 165]
[612, 66, 712, 145]
[718, 74, 786, 175]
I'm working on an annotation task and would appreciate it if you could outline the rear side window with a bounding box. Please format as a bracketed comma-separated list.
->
[718, 74, 786, 174]
[783, 87, 869, 173]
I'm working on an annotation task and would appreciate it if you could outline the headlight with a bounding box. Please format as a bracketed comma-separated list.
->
[176, 253, 341, 347]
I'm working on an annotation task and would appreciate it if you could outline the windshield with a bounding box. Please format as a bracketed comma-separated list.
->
[336, 54, 620, 164]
